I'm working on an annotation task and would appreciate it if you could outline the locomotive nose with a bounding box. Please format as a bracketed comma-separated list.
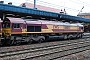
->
[2, 28, 11, 37]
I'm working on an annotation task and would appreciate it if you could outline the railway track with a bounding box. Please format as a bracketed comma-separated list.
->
[0, 37, 90, 60]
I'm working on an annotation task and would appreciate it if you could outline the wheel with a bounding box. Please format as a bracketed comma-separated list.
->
[14, 40, 21, 45]
[76, 34, 80, 39]
[38, 38, 44, 43]
[68, 35, 72, 40]
[28, 39, 33, 44]
[1, 38, 6, 45]
[7, 40, 13, 45]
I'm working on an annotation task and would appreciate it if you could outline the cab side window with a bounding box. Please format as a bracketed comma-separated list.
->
[2, 23, 10, 28]
[12, 23, 20, 28]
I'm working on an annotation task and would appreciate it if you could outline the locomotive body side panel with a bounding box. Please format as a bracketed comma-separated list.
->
[40, 20, 83, 33]
[2, 17, 84, 34]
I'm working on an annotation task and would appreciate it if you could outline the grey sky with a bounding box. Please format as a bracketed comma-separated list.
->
[3, 0, 90, 16]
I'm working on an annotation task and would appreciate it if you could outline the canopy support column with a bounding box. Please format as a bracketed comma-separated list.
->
[1, 13, 5, 20]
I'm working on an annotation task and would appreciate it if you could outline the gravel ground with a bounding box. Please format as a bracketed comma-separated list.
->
[0, 37, 90, 60]
[55, 50, 90, 60]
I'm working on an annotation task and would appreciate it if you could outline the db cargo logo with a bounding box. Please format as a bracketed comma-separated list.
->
[53, 25, 59, 29]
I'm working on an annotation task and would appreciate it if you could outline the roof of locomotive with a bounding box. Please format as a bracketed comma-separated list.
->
[0, 19, 2, 22]
[75, 23, 83, 27]
[39, 20, 64, 25]
[6, 17, 41, 24]
[5, 17, 83, 27]
[39, 20, 82, 26]
[6, 17, 25, 23]
[24, 19, 41, 24]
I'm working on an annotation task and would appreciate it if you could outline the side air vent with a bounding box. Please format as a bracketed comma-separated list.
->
[27, 26, 41, 32]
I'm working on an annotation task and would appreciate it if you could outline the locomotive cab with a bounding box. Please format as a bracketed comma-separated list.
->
[1, 18, 11, 45]
[2, 18, 11, 37]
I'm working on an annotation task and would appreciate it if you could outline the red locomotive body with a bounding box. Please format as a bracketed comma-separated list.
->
[1, 17, 84, 45]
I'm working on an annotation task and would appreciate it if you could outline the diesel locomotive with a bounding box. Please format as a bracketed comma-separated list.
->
[0, 17, 84, 45]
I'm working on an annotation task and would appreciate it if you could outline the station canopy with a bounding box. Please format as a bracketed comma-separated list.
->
[0, 3, 90, 23]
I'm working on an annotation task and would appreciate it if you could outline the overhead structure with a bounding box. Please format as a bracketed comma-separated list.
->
[77, 6, 84, 16]
[0, 3, 90, 23]
[59, 14, 90, 23]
